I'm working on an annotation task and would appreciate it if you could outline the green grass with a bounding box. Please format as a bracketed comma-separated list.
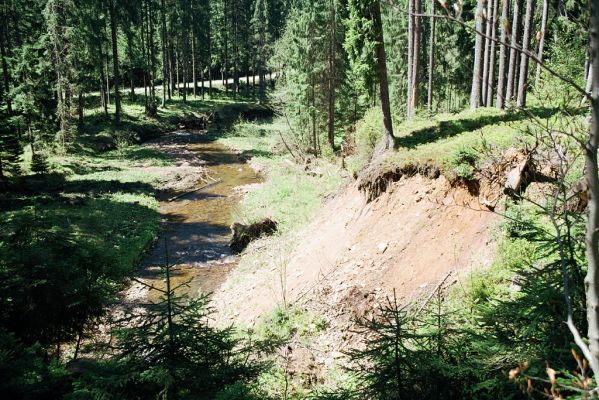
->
[220, 116, 347, 232]
[350, 106, 566, 181]
[2, 94, 238, 286]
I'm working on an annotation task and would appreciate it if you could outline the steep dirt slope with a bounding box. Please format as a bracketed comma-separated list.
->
[213, 174, 497, 330]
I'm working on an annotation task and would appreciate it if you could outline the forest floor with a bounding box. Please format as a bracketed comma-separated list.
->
[1, 93, 564, 394]
[0, 94, 263, 313]
[207, 105, 565, 396]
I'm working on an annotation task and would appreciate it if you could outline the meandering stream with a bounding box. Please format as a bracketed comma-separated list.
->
[139, 135, 261, 302]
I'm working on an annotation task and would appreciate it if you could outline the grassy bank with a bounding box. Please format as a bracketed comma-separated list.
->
[1, 94, 233, 287]
[350, 106, 567, 182]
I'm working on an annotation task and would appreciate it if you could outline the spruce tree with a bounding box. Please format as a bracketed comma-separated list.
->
[0, 116, 22, 182]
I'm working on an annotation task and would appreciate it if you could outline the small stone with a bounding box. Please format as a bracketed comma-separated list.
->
[377, 242, 388, 253]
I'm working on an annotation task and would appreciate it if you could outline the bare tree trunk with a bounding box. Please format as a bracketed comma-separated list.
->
[192, 31, 197, 98]
[109, 0, 121, 123]
[373, 0, 394, 149]
[585, 0, 599, 379]
[486, 0, 498, 106]
[0, 24, 12, 113]
[410, 0, 421, 115]
[327, 0, 336, 149]
[223, 0, 229, 96]
[470, 0, 484, 110]
[506, 0, 522, 104]
[160, 0, 167, 107]
[534, 0, 549, 86]
[516, 0, 534, 107]
[427, 0, 436, 111]
[496, 0, 509, 108]
[148, 0, 156, 101]
[78, 92, 84, 128]
[482, 0, 493, 106]
[407, 0, 414, 119]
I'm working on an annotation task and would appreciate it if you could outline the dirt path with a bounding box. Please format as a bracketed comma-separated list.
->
[125, 129, 261, 303]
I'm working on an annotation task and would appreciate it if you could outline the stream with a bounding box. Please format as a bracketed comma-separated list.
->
[139, 136, 261, 303]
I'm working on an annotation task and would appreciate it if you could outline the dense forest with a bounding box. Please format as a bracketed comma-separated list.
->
[1, 0, 599, 398]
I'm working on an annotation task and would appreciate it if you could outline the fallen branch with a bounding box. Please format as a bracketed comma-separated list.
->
[167, 179, 223, 202]
[413, 270, 454, 318]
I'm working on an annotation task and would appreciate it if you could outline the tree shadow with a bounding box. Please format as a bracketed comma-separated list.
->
[393, 106, 563, 149]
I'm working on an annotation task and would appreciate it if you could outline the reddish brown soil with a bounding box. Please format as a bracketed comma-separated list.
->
[211, 174, 498, 376]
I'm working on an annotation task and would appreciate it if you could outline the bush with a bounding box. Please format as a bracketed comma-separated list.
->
[449, 146, 478, 180]
[31, 152, 49, 174]
[354, 108, 382, 156]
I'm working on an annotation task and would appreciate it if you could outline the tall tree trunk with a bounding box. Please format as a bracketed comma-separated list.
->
[78, 92, 84, 128]
[100, 50, 108, 117]
[373, 0, 394, 149]
[327, 0, 336, 149]
[192, 31, 197, 98]
[407, 0, 414, 119]
[160, 0, 167, 106]
[169, 14, 175, 99]
[109, 0, 121, 123]
[470, 0, 484, 110]
[223, 0, 228, 95]
[482, 0, 493, 106]
[148, 0, 156, 101]
[410, 0, 421, 115]
[496, 0, 510, 108]
[516, 0, 534, 107]
[201, 64, 205, 99]
[585, 0, 599, 380]
[506, 0, 522, 104]
[427, 0, 436, 111]
[232, 0, 239, 96]
[0, 24, 12, 113]
[534, 0, 549, 86]
[486, 0, 498, 106]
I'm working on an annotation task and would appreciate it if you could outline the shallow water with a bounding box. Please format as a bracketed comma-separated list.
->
[141, 137, 260, 302]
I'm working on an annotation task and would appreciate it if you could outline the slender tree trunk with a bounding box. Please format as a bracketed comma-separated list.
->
[516, 0, 534, 107]
[496, 0, 510, 108]
[585, 0, 599, 380]
[482, 0, 492, 106]
[100, 51, 108, 117]
[192, 31, 197, 98]
[486, 0, 498, 106]
[78, 92, 84, 128]
[148, 0, 156, 101]
[373, 0, 394, 149]
[427, 0, 436, 111]
[535, 0, 549, 86]
[327, 0, 336, 149]
[232, 0, 239, 96]
[311, 75, 317, 155]
[169, 15, 175, 99]
[506, 0, 522, 104]
[410, 0, 421, 115]
[109, 0, 121, 123]
[407, 0, 414, 119]
[470, 0, 484, 110]
[201, 64, 205, 100]
[223, 0, 229, 95]
[160, 0, 167, 106]
[0, 25, 12, 113]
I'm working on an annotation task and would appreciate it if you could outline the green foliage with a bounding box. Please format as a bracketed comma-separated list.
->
[0, 203, 151, 347]
[30, 152, 50, 174]
[0, 329, 70, 399]
[71, 262, 272, 400]
[449, 146, 478, 180]
[0, 117, 23, 179]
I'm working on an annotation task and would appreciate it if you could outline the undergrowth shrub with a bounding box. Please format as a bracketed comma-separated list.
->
[347, 108, 382, 174]
[449, 146, 478, 180]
